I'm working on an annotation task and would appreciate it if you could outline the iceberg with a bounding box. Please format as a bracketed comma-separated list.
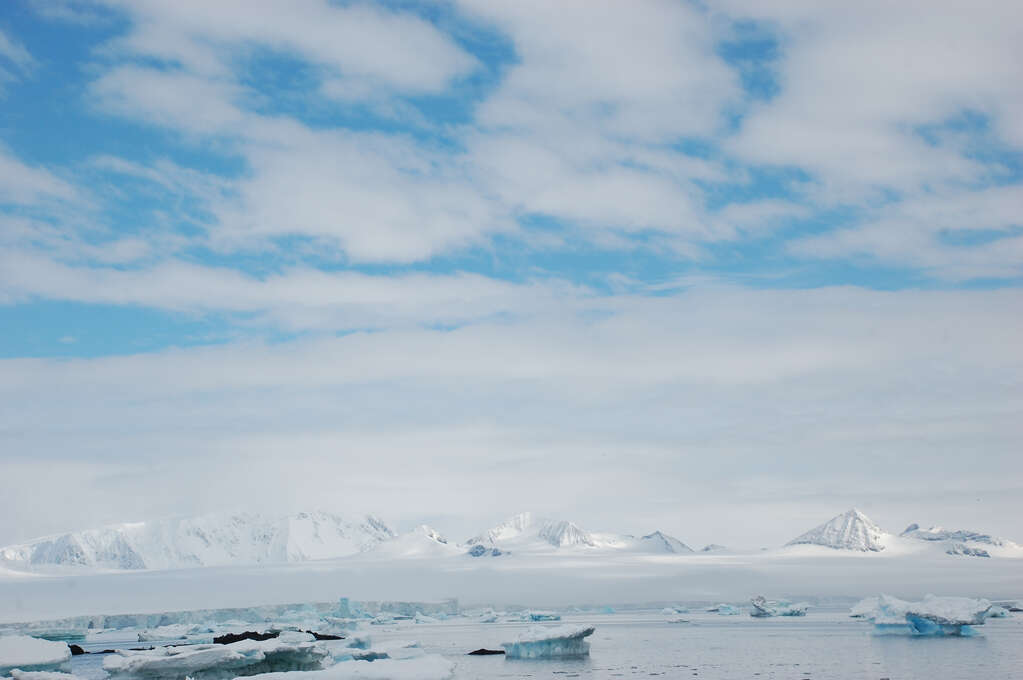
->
[749, 597, 808, 617]
[705, 604, 740, 615]
[0, 637, 72, 675]
[103, 631, 328, 679]
[856, 594, 993, 636]
[501, 625, 595, 659]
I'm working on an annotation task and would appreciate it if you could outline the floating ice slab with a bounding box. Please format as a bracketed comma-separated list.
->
[103, 632, 328, 680]
[855, 594, 993, 636]
[233, 655, 453, 680]
[6, 672, 83, 680]
[501, 625, 595, 659]
[0, 636, 72, 675]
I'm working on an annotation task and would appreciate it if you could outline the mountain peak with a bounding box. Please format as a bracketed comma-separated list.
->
[640, 531, 694, 553]
[787, 508, 886, 552]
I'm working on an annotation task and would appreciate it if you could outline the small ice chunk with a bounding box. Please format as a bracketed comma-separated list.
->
[501, 625, 595, 659]
[526, 611, 560, 622]
[0, 636, 72, 675]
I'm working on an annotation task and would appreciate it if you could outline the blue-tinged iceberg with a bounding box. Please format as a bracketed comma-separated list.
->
[502, 625, 595, 659]
[854, 594, 993, 636]
[0, 636, 72, 675]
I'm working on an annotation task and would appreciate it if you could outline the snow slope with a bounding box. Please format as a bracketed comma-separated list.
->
[786, 509, 887, 552]
[0, 512, 396, 571]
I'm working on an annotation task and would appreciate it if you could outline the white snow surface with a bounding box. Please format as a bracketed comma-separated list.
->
[361, 526, 460, 560]
[0, 637, 71, 675]
[236, 655, 453, 680]
[0, 512, 395, 571]
[786, 509, 887, 552]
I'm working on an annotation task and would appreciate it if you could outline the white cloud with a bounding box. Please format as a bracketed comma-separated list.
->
[0, 146, 76, 204]
[0, 250, 587, 330]
[97, 0, 478, 92]
[719, 0, 1023, 195]
[791, 184, 1023, 279]
[1, 286, 1021, 544]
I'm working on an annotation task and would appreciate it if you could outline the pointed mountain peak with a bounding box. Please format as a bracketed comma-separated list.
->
[787, 508, 886, 552]
[640, 531, 694, 553]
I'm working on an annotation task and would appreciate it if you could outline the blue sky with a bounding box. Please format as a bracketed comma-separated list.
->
[1, 1, 1021, 544]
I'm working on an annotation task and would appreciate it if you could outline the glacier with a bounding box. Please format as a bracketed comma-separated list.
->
[786, 509, 886, 552]
[501, 625, 595, 659]
[0, 637, 72, 676]
[853, 594, 994, 636]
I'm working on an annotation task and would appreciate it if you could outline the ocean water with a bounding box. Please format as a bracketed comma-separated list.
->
[71, 609, 1023, 680]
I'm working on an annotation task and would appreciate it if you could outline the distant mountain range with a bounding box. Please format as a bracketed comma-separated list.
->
[0, 511, 395, 571]
[1, 508, 1018, 572]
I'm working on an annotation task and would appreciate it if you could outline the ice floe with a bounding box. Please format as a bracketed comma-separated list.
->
[103, 631, 328, 679]
[0, 637, 72, 675]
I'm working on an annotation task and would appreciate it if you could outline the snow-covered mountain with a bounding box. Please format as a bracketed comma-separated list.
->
[786, 508, 887, 552]
[464, 512, 691, 554]
[638, 531, 694, 554]
[0, 511, 396, 571]
[900, 523, 1015, 547]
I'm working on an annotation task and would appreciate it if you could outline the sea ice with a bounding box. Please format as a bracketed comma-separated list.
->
[501, 625, 595, 659]
[231, 655, 453, 680]
[103, 631, 328, 679]
[0, 636, 72, 675]
[856, 594, 993, 636]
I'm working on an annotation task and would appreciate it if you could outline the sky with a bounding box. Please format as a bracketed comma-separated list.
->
[0, 0, 1021, 549]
